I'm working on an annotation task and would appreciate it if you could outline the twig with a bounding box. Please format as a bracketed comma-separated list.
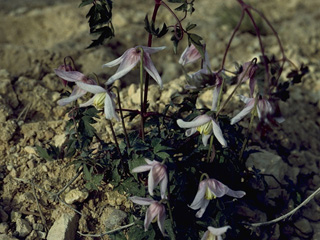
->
[77, 222, 135, 237]
[250, 185, 320, 227]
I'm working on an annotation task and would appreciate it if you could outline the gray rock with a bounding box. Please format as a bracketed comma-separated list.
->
[64, 189, 89, 204]
[0, 121, 17, 142]
[10, 211, 22, 222]
[47, 212, 79, 240]
[25, 230, 38, 240]
[101, 207, 127, 230]
[0, 234, 19, 240]
[15, 218, 32, 237]
[294, 218, 313, 238]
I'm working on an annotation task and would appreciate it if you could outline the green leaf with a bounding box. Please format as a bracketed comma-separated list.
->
[175, 3, 188, 11]
[83, 165, 92, 181]
[79, 0, 94, 7]
[35, 145, 53, 161]
[155, 151, 170, 160]
[186, 23, 197, 31]
[168, 0, 185, 3]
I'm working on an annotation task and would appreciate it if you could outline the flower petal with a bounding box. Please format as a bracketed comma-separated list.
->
[57, 86, 86, 106]
[189, 181, 207, 210]
[141, 46, 166, 54]
[195, 199, 209, 218]
[104, 92, 120, 121]
[177, 115, 212, 129]
[207, 179, 229, 198]
[179, 44, 202, 65]
[160, 172, 168, 199]
[54, 69, 85, 82]
[102, 48, 132, 68]
[211, 120, 227, 147]
[185, 127, 197, 137]
[207, 226, 231, 236]
[129, 196, 154, 205]
[226, 189, 246, 198]
[211, 85, 220, 111]
[131, 165, 152, 173]
[76, 82, 106, 94]
[143, 53, 163, 89]
[157, 204, 167, 236]
[202, 134, 211, 147]
[79, 96, 95, 108]
[200, 230, 210, 240]
[148, 167, 155, 196]
[105, 49, 140, 85]
[230, 100, 255, 125]
[144, 203, 160, 232]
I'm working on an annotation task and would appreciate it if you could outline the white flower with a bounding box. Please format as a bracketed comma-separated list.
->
[201, 226, 231, 240]
[177, 114, 227, 147]
[132, 159, 168, 199]
[103, 46, 165, 88]
[190, 178, 245, 218]
[179, 44, 202, 66]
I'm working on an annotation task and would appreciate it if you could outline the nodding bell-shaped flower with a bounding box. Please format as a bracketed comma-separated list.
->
[230, 95, 285, 125]
[56, 64, 74, 87]
[75, 82, 120, 121]
[179, 44, 202, 66]
[237, 61, 258, 97]
[189, 178, 245, 218]
[201, 226, 231, 240]
[129, 197, 167, 236]
[102, 46, 165, 88]
[54, 69, 97, 106]
[177, 114, 227, 147]
[132, 159, 168, 199]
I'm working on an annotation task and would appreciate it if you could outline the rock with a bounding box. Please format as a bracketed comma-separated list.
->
[37, 231, 46, 239]
[0, 208, 8, 222]
[101, 207, 127, 230]
[64, 189, 89, 204]
[294, 218, 313, 238]
[0, 121, 17, 142]
[10, 211, 22, 222]
[302, 199, 320, 221]
[46, 212, 79, 240]
[246, 149, 288, 189]
[236, 204, 267, 223]
[15, 218, 32, 237]
[0, 234, 19, 240]
[0, 223, 9, 234]
[25, 230, 38, 240]
[24, 146, 37, 155]
[0, 74, 19, 108]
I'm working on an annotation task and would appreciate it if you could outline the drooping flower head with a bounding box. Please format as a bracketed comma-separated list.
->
[103, 46, 165, 88]
[129, 197, 166, 236]
[177, 114, 227, 147]
[179, 43, 202, 66]
[132, 159, 168, 199]
[230, 95, 284, 125]
[201, 226, 231, 240]
[56, 64, 74, 87]
[189, 178, 245, 218]
[54, 69, 97, 106]
[76, 82, 120, 121]
[237, 61, 258, 97]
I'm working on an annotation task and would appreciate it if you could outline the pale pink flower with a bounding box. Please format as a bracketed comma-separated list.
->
[75, 82, 120, 121]
[132, 159, 168, 199]
[177, 114, 227, 147]
[201, 226, 231, 240]
[230, 95, 285, 125]
[189, 178, 245, 218]
[103, 46, 165, 88]
[56, 64, 74, 87]
[129, 197, 166, 236]
[54, 69, 97, 106]
[179, 44, 202, 66]
[237, 62, 258, 97]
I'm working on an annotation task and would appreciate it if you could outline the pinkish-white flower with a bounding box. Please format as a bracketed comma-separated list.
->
[54, 69, 97, 106]
[230, 95, 285, 125]
[177, 114, 227, 147]
[189, 178, 245, 218]
[179, 44, 202, 66]
[201, 226, 231, 240]
[237, 61, 258, 97]
[129, 197, 166, 236]
[132, 159, 168, 199]
[76, 82, 120, 121]
[103, 46, 165, 88]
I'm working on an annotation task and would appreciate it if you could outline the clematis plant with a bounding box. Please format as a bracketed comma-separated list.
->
[132, 159, 168, 199]
[189, 177, 246, 218]
[201, 226, 231, 240]
[177, 114, 227, 147]
[54, 69, 97, 106]
[129, 197, 167, 236]
[179, 43, 202, 66]
[102, 46, 165, 88]
[230, 95, 285, 125]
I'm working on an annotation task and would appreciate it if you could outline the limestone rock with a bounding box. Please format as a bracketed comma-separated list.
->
[0, 234, 19, 240]
[47, 212, 79, 240]
[101, 207, 127, 230]
[0, 223, 9, 234]
[64, 189, 89, 204]
[15, 218, 32, 238]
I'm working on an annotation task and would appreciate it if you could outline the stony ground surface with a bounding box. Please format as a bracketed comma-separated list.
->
[0, 0, 320, 239]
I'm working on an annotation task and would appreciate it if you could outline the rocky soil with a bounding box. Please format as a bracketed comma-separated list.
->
[0, 0, 320, 239]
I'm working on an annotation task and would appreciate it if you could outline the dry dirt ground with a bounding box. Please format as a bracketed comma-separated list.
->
[0, 0, 320, 239]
